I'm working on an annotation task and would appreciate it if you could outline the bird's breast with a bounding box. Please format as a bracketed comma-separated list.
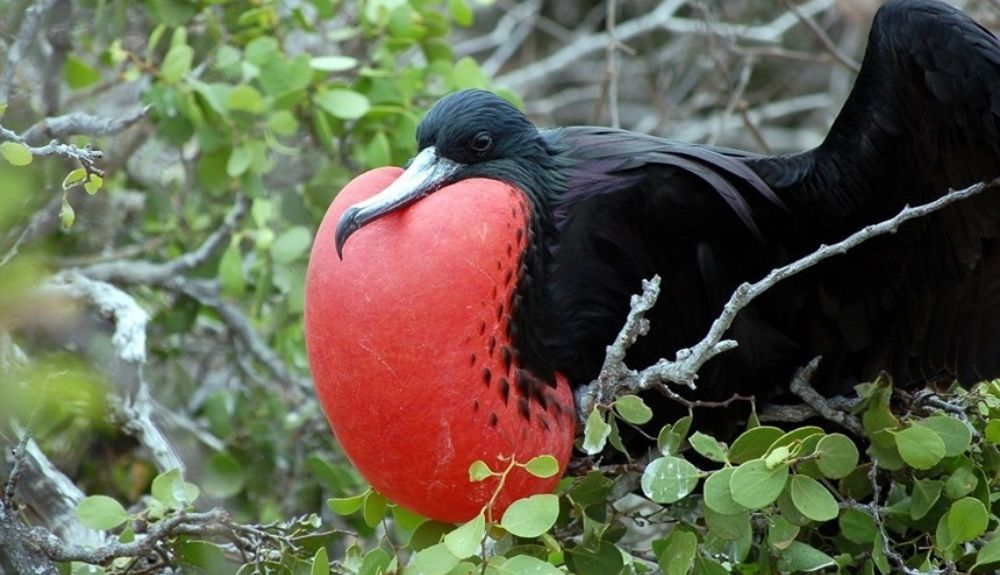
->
[305, 167, 575, 522]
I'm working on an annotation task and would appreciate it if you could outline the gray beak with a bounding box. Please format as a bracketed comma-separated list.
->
[335, 147, 463, 258]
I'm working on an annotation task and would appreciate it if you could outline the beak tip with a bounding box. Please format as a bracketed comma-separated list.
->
[334, 207, 359, 260]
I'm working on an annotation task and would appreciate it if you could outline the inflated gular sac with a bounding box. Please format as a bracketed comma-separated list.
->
[305, 168, 575, 522]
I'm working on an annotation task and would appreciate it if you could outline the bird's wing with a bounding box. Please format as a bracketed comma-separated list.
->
[745, 0, 1000, 386]
[545, 0, 1000, 394]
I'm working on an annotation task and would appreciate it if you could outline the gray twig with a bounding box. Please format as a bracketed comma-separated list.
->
[0, 123, 105, 175]
[22, 106, 152, 145]
[789, 357, 865, 436]
[0, 0, 61, 103]
[576, 178, 998, 414]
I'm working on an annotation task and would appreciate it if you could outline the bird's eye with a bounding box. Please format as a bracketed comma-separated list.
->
[470, 132, 493, 155]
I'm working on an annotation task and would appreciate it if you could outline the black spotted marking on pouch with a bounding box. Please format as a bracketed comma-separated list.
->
[501, 345, 513, 371]
[473, 399, 480, 412]
[499, 376, 510, 404]
[540, 417, 551, 432]
[478, 319, 487, 336]
[482, 368, 492, 387]
[489, 413, 498, 427]
[487, 336, 497, 356]
[517, 397, 530, 420]
[469, 352, 477, 366]
[506, 242, 513, 257]
[496, 302, 505, 322]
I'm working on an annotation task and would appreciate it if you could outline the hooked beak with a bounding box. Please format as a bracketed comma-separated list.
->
[335, 147, 463, 258]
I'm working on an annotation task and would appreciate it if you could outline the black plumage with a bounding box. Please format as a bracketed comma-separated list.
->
[336, 0, 1000, 405]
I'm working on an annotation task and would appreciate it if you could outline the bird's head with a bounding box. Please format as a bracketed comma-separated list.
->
[335, 89, 563, 257]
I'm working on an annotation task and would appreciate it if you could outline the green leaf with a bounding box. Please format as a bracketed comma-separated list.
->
[267, 110, 299, 137]
[910, 478, 942, 520]
[839, 508, 877, 544]
[363, 490, 387, 528]
[945, 497, 988, 544]
[498, 555, 564, 575]
[943, 465, 977, 499]
[640, 455, 701, 504]
[83, 175, 103, 195]
[614, 394, 652, 425]
[314, 88, 370, 120]
[500, 494, 558, 538]
[227, 84, 264, 114]
[582, 408, 611, 455]
[703, 467, 745, 515]
[412, 542, 460, 575]
[894, 425, 946, 470]
[730, 458, 788, 509]
[227, 145, 253, 178]
[657, 529, 697, 575]
[60, 197, 75, 228]
[564, 541, 624, 575]
[448, 0, 473, 26]
[984, 419, 1000, 443]
[778, 542, 836, 573]
[161, 43, 194, 83]
[468, 460, 493, 482]
[203, 451, 247, 499]
[151, 468, 199, 509]
[689, 431, 728, 463]
[765, 445, 791, 469]
[768, 516, 800, 550]
[973, 536, 1000, 571]
[444, 512, 485, 559]
[568, 471, 613, 508]
[311, 547, 329, 575]
[218, 241, 245, 298]
[63, 54, 101, 89]
[704, 507, 751, 541]
[920, 414, 972, 458]
[523, 455, 559, 479]
[62, 167, 87, 189]
[309, 55, 358, 71]
[729, 426, 783, 464]
[789, 475, 839, 522]
[327, 492, 366, 515]
[271, 226, 312, 264]
[0, 141, 32, 166]
[814, 433, 859, 479]
[76, 495, 129, 531]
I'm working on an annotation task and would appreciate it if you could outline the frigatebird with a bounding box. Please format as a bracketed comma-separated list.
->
[305, 0, 1000, 522]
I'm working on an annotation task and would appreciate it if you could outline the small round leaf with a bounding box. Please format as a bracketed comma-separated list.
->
[443, 512, 485, 559]
[789, 475, 839, 522]
[921, 415, 972, 457]
[500, 494, 559, 538]
[814, 433, 859, 479]
[641, 456, 701, 504]
[523, 455, 559, 479]
[894, 425, 945, 470]
[730, 459, 788, 509]
[614, 394, 653, 425]
[703, 467, 745, 515]
[77, 495, 129, 531]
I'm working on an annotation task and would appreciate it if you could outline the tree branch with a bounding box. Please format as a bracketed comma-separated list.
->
[0, 0, 61, 103]
[575, 178, 999, 418]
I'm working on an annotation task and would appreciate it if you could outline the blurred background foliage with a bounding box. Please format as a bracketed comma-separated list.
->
[1, 0, 998, 573]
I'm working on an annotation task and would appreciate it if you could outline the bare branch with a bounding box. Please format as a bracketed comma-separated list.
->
[780, 0, 861, 72]
[576, 179, 999, 413]
[0, 123, 105, 176]
[22, 106, 152, 145]
[80, 193, 250, 285]
[496, 0, 836, 90]
[0, 0, 61, 103]
[788, 357, 864, 436]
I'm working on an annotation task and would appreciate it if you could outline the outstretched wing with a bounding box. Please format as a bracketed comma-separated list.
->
[747, 0, 1000, 388]
[545, 0, 1000, 397]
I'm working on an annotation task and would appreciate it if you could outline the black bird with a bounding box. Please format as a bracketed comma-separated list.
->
[305, 0, 999, 521]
